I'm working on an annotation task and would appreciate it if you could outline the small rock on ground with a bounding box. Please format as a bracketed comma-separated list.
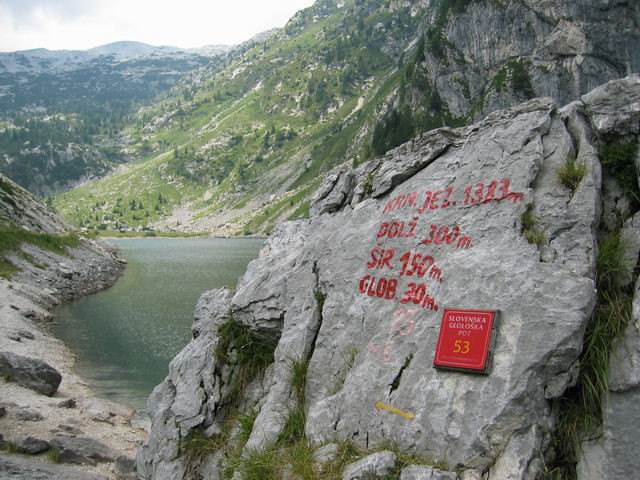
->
[400, 465, 458, 480]
[314, 443, 339, 464]
[17, 437, 50, 455]
[16, 409, 43, 422]
[0, 453, 108, 479]
[342, 451, 397, 480]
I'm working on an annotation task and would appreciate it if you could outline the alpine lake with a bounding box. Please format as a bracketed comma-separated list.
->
[54, 237, 264, 413]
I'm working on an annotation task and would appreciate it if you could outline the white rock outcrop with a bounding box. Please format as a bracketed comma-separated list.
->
[138, 75, 640, 479]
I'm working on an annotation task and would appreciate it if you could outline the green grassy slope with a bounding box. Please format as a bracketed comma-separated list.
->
[54, 0, 431, 235]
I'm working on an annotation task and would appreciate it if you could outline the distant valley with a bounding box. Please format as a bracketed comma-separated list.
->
[1, 0, 639, 237]
[0, 41, 230, 194]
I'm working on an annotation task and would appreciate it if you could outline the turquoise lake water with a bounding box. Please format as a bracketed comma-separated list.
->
[54, 237, 263, 412]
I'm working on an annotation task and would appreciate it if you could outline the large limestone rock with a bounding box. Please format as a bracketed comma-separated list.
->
[0, 351, 62, 396]
[139, 76, 640, 479]
[300, 97, 599, 477]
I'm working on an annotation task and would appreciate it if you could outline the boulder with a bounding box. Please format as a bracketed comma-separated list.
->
[582, 74, 640, 136]
[0, 453, 109, 479]
[342, 451, 397, 480]
[51, 435, 116, 466]
[54, 423, 84, 435]
[81, 397, 135, 424]
[16, 408, 43, 422]
[399, 465, 458, 480]
[16, 330, 35, 340]
[314, 443, 339, 464]
[57, 398, 77, 409]
[0, 351, 61, 396]
[115, 455, 137, 476]
[17, 437, 50, 455]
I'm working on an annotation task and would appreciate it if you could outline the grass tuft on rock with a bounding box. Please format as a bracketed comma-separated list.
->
[288, 356, 310, 404]
[181, 429, 225, 461]
[225, 443, 281, 480]
[0, 258, 19, 280]
[362, 173, 374, 196]
[47, 448, 61, 464]
[4, 441, 19, 454]
[214, 318, 277, 405]
[521, 204, 546, 246]
[238, 409, 259, 445]
[557, 157, 587, 193]
[329, 346, 359, 395]
[600, 140, 640, 209]
[314, 290, 325, 312]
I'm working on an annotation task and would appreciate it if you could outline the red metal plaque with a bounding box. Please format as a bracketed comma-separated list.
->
[433, 308, 498, 374]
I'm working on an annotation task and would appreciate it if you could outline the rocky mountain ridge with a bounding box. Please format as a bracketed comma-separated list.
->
[0, 41, 230, 75]
[53, 0, 640, 236]
[137, 75, 640, 479]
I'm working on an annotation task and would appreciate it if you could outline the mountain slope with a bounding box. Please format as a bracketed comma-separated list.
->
[0, 42, 229, 195]
[54, 0, 640, 236]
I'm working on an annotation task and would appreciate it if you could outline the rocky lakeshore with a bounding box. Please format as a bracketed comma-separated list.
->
[0, 175, 146, 479]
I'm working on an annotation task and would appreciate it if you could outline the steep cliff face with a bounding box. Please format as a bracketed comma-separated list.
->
[138, 76, 639, 479]
[372, 0, 640, 155]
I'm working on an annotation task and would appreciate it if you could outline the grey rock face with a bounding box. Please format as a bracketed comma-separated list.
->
[400, 465, 457, 480]
[0, 351, 62, 396]
[137, 288, 235, 480]
[301, 97, 597, 477]
[51, 435, 116, 466]
[425, 1, 638, 121]
[342, 451, 397, 480]
[0, 175, 69, 234]
[139, 76, 640, 479]
[312, 166, 355, 216]
[619, 212, 640, 288]
[582, 75, 640, 137]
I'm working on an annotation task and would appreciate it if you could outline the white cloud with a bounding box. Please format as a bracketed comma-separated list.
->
[0, 0, 317, 52]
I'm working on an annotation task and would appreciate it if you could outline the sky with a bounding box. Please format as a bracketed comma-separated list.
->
[0, 0, 317, 52]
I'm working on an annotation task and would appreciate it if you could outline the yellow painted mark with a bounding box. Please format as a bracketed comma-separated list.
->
[375, 401, 416, 420]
